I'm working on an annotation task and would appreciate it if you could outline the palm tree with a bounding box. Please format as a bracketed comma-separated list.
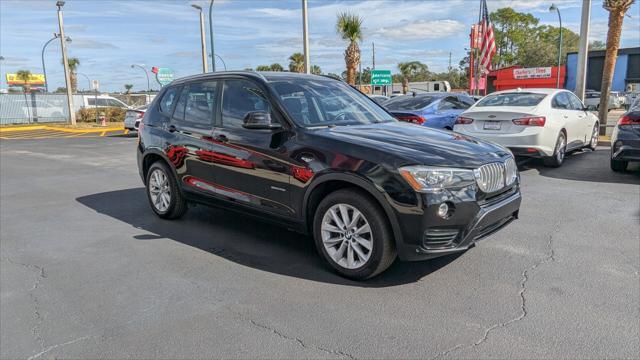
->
[269, 63, 284, 72]
[16, 70, 32, 94]
[124, 84, 133, 105]
[598, 0, 635, 134]
[336, 12, 363, 85]
[398, 61, 429, 94]
[288, 53, 305, 73]
[63, 57, 80, 93]
[311, 65, 322, 75]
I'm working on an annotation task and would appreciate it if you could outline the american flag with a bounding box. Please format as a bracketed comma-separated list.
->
[478, 0, 496, 74]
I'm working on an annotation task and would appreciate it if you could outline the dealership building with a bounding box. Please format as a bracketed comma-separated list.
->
[566, 47, 640, 92]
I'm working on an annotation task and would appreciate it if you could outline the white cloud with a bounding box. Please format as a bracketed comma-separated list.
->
[375, 20, 466, 40]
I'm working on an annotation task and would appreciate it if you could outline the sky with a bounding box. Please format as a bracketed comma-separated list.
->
[1, 0, 638, 92]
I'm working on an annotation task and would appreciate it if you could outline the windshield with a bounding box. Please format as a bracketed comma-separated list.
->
[384, 95, 437, 110]
[476, 92, 547, 107]
[269, 79, 396, 127]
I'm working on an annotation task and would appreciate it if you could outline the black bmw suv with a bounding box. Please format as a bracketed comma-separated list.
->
[137, 71, 521, 280]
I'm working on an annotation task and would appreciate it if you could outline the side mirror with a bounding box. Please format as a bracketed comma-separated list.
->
[243, 111, 281, 130]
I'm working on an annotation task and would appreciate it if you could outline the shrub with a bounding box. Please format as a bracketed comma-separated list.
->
[76, 107, 126, 122]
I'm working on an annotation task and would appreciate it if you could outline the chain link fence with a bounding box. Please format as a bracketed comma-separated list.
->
[0, 93, 156, 125]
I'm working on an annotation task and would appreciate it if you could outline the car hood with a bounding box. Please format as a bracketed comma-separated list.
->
[309, 121, 511, 168]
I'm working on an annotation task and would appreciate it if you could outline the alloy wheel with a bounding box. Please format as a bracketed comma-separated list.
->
[557, 136, 566, 163]
[321, 203, 373, 270]
[148, 168, 171, 212]
[590, 126, 598, 148]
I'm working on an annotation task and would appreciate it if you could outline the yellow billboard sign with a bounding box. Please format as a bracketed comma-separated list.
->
[6, 73, 46, 85]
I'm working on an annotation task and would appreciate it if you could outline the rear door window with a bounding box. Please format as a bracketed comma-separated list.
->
[173, 81, 218, 127]
[552, 92, 571, 110]
[439, 97, 469, 110]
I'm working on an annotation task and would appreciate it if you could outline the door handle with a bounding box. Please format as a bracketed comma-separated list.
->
[167, 125, 177, 133]
[215, 134, 229, 143]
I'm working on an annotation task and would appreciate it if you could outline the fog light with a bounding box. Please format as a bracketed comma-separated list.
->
[437, 203, 449, 218]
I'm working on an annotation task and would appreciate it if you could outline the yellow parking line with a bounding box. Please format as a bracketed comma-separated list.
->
[100, 131, 106, 136]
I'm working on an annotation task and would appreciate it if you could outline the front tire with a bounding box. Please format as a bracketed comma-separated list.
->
[145, 161, 187, 219]
[313, 189, 397, 280]
[610, 158, 628, 172]
[543, 132, 567, 168]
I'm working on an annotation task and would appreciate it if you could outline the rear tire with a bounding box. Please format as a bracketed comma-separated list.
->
[313, 189, 397, 280]
[610, 158, 628, 172]
[145, 161, 188, 219]
[543, 132, 566, 168]
[587, 123, 598, 151]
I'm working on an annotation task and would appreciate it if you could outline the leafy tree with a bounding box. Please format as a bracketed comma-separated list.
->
[269, 63, 284, 72]
[310, 65, 322, 75]
[598, 0, 635, 134]
[397, 61, 429, 94]
[124, 84, 133, 105]
[15, 70, 32, 93]
[517, 25, 579, 67]
[589, 40, 606, 50]
[336, 12, 363, 85]
[63, 57, 80, 93]
[490, 8, 539, 67]
[54, 87, 67, 93]
[325, 72, 342, 80]
[288, 53, 305, 73]
[255, 65, 271, 71]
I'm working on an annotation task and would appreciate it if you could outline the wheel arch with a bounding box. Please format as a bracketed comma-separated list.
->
[141, 149, 178, 185]
[302, 172, 404, 246]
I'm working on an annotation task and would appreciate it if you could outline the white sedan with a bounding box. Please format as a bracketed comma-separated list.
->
[453, 88, 599, 167]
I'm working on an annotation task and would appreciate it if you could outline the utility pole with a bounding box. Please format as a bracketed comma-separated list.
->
[302, 0, 310, 74]
[372, 42, 375, 70]
[575, 0, 591, 101]
[57, 1, 76, 125]
[209, 0, 215, 72]
[448, 51, 452, 73]
[550, 4, 563, 89]
[192, 4, 208, 73]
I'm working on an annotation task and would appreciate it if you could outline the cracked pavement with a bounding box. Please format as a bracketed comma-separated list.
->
[1, 137, 639, 359]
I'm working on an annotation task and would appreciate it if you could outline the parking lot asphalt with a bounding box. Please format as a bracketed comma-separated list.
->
[1, 135, 638, 359]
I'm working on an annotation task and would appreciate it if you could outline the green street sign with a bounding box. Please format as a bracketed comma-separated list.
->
[155, 68, 174, 87]
[370, 70, 392, 85]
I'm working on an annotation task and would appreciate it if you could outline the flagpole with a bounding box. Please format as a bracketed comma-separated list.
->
[473, 0, 484, 96]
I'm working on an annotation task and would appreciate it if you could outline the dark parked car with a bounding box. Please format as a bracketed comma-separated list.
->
[611, 97, 640, 171]
[137, 72, 521, 280]
[383, 92, 475, 129]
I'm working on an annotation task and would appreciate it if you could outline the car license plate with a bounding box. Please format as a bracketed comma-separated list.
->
[483, 120, 501, 130]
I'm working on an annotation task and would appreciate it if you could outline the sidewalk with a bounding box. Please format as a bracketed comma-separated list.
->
[0, 123, 128, 139]
[597, 109, 624, 146]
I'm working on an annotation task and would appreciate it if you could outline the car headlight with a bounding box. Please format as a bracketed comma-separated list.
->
[399, 166, 475, 193]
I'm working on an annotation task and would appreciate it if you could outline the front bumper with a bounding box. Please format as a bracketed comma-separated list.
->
[395, 186, 521, 261]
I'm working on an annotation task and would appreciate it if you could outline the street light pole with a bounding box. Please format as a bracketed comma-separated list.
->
[575, 0, 591, 101]
[550, 4, 563, 89]
[0, 56, 4, 90]
[42, 34, 71, 93]
[210, 53, 227, 70]
[131, 64, 150, 104]
[57, 1, 76, 125]
[302, 0, 310, 74]
[209, 0, 215, 72]
[191, 4, 208, 73]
